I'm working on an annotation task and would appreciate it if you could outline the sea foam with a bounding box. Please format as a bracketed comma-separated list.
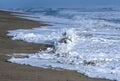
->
[8, 8, 120, 81]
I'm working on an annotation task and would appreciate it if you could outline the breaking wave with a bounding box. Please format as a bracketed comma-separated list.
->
[7, 7, 120, 81]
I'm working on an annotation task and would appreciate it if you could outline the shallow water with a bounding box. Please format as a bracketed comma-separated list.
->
[7, 7, 120, 81]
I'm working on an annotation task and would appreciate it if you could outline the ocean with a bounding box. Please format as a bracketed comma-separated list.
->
[6, 7, 120, 81]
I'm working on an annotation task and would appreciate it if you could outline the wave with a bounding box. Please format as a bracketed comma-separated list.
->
[8, 7, 120, 81]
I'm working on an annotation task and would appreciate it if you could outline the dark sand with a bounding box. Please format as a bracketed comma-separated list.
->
[0, 10, 111, 81]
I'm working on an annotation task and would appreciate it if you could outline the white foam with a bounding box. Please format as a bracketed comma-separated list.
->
[8, 8, 120, 81]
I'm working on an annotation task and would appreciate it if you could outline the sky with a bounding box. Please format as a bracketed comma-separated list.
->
[0, 0, 120, 8]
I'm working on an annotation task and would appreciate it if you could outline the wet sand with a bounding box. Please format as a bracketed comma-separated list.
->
[0, 10, 111, 81]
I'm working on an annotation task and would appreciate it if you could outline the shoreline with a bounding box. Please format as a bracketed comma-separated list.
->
[0, 10, 111, 81]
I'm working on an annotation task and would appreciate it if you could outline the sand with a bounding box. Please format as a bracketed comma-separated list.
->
[0, 10, 111, 81]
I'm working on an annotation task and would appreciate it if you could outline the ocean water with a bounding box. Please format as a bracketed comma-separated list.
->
[7, 7, 120, 81]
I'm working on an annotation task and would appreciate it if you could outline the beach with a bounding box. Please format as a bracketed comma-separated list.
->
[0, 10, 111, 81]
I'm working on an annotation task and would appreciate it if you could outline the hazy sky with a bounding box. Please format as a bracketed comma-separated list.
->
[0, 0, 120, 8]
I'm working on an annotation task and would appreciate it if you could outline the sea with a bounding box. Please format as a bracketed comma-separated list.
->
[3, 7, 120, 81]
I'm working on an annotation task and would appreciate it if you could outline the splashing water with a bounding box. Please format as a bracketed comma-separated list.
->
[7, 8, 120, 81]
